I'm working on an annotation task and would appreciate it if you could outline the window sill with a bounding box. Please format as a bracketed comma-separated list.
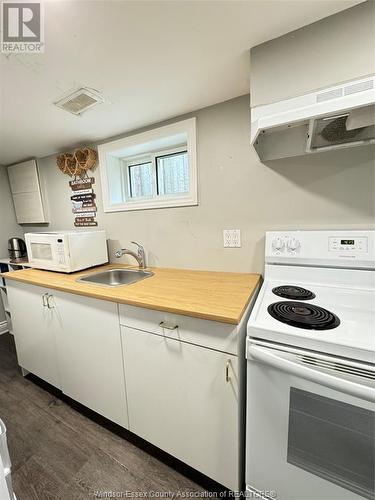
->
[103, 195, 198, 212]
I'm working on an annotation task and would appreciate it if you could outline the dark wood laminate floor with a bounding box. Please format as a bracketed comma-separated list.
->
[0, 334, 207, 500]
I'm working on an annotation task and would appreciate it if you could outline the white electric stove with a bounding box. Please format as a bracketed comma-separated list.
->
[245, 230, 375, 500]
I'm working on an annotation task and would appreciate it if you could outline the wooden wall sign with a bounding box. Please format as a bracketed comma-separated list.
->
[74, 221, 98, 227]
[71, 193, 96, 201]
[69, 177, 98, 227]
[69, 177, 95, 190]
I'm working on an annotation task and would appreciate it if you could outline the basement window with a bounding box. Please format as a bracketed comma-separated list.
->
[156, 150, 189, 195]
[98, 118, 197, 212]
[127, 160, 153, 198]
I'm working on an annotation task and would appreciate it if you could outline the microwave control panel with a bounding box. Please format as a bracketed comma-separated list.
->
[57, 238, 66, 265]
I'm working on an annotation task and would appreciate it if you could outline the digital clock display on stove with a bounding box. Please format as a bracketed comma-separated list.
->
[341, 240, 355, 245]
[329, 236, 367, 253]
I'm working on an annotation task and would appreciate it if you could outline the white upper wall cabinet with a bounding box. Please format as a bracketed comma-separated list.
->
[98, 118, 197, 212]
[7, 160, 48, 224]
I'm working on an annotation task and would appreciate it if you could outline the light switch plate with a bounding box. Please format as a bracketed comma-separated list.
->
[223, 229, 241, 248]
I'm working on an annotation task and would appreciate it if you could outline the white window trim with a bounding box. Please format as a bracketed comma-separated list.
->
[98, 118, 197, 212]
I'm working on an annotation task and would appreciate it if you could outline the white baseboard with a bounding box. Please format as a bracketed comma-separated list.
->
[0, 320, 9, 335]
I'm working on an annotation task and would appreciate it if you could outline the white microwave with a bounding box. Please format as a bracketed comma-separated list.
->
[25, 230, 108, 273]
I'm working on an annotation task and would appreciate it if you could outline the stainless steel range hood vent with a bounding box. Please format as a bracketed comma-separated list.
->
[251, 76, 375, 161]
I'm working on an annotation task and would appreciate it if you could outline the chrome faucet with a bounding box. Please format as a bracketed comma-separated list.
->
[115, 241, 146, 269]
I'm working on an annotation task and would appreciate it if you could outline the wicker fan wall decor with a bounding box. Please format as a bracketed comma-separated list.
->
[57, 147, 97, 178]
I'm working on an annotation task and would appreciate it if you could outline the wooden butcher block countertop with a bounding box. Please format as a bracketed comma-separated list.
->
[2, 264, 261, 324]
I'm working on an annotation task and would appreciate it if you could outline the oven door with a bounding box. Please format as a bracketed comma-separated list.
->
[25, 233, 70, 272]
[246, 339, 375, 500]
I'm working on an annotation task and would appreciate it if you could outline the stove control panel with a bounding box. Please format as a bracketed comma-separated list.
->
[266, 230, 375, 269]
[328, 237, 368, 253]
[271, 236, 301, 254]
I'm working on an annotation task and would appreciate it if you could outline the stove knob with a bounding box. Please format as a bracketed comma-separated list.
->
[272, 237, 285, 252]
[287, 237, 300, 252]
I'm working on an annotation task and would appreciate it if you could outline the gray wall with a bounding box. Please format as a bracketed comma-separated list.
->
[13, 5, 375, 276]
[27, 95, 375, 274]
[250, 1, 375, 106]
[0, 166, 23, 323]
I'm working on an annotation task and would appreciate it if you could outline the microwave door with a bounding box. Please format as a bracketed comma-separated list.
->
[246, 342, 375, 500]
[30, 242, 54, 262]
[27, 235, 69, 271]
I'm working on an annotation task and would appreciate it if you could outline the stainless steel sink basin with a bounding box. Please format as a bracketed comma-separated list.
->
[77, 268, 154, 287]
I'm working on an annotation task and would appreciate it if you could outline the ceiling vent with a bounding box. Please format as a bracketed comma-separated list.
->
[54, 88, 104, 115]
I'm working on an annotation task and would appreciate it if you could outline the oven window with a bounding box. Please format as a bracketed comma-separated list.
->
[30, 243, 53, 261]
[287, 387, 375, 499]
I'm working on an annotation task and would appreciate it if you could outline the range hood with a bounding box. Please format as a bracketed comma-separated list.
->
[251, 75, 375, 161]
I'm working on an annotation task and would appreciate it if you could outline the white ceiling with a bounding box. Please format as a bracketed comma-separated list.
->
[0, 0, 362, 165]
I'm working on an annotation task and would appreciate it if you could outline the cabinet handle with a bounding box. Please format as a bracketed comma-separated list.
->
[42, 293, 48, 307]
[47, 294, 54, 309]
[159, 321, 178, 330]
[225, 359, 231, 383]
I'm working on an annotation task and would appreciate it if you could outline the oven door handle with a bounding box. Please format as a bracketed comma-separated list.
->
[248, 345, 375, 403]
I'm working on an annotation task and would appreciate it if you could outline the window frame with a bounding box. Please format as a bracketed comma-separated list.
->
[98, 118, 197, 212]
[123, 155, 154, 201]
[155, 148, 189, 197]
[122, 147, 189, 202]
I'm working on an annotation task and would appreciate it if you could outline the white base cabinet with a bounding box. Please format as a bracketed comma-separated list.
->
[6, 282, 60, 388]
[52, 290, 128, 428]
[122, 326, 239, 491]
[6, 280, 257, 491]
[6, 281, 128, 428]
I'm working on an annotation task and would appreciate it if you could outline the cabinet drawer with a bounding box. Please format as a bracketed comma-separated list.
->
[119, 304, 238, 355]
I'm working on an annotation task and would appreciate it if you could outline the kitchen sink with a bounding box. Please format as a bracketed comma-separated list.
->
[77, 268, 154, 286]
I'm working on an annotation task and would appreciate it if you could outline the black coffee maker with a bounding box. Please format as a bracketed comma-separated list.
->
[8, 238, 27, 262]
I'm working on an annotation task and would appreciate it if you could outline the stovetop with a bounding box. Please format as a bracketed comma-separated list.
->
[248, 279, 375, 363]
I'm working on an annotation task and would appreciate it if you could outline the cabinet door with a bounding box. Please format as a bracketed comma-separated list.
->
[7, 160, 48, 224]
[12, 191, 46, 224]
[53, 291, 128, 429]
[122, 327, 239, 490]
[6, 281, 60, 388]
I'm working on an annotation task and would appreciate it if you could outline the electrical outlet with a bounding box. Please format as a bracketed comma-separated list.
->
[223, 229, 241, 248]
